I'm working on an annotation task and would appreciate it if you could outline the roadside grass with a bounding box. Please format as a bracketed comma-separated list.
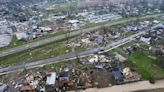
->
[118, 40, 139, 49]
[45, 60, 72, 71]
[108, 50, 116, 56]
[128, 51, 164, 80]
[83, 21, 109, 29]
[0, 37, 85, 66]
[114, 31, 134, 41]
[47, 59, 79, 71]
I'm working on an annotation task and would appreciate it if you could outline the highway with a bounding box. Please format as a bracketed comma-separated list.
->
[0, 14, 163, 58]
[0, 31, 145, 75]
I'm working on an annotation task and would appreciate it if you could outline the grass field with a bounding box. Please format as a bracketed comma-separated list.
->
[128, 51, 164, 80]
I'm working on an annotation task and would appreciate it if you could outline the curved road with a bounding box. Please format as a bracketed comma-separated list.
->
[0, 31, 145, 75]
[0, 14, 163, 58]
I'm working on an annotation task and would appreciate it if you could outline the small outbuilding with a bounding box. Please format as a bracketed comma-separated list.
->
[46, 72, 57, 85]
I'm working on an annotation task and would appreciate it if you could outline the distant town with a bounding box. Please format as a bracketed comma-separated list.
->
[0, 0, 164, 92]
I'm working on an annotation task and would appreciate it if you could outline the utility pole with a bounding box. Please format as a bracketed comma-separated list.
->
[66, 30, 70, 44]
[80, 29, 83, 40]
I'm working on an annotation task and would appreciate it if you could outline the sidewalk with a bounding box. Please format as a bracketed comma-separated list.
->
[81, 79, 164, 92]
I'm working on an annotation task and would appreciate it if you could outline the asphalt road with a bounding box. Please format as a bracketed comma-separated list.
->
[0, 31, 145, 75]
[0, 14, 162, 58]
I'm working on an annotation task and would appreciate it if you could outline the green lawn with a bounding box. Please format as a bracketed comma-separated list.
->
[128, 51, 164, 80]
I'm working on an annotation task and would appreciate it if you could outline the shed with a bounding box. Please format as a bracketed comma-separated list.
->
[46, 72, 56, 85]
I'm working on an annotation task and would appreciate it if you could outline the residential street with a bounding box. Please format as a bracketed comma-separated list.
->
[0, 14, 162, 58]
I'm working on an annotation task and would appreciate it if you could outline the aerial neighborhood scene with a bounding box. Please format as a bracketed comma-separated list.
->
[0, 0, 164, 92]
